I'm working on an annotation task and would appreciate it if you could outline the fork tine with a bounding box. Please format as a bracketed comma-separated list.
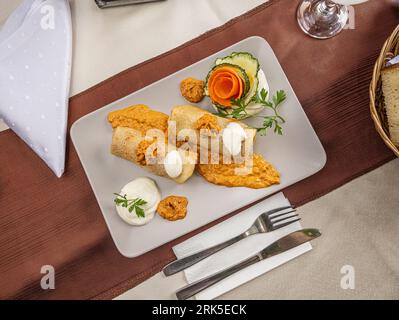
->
[271, 213, 299, 225]
[264, 206, 293, 217]
[272, 218, 301, 230]
[268, 209, 296, 220]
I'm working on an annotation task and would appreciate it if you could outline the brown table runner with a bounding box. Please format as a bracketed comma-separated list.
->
[0, 0, 397, 300]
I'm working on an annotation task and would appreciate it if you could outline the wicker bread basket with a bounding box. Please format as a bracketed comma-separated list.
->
[370, 24, 399, 157]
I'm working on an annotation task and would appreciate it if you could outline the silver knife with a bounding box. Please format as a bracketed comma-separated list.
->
[95, 0, 166, 9]
[175, 228, 321, 300]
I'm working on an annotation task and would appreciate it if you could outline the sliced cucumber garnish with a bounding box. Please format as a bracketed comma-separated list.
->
[216, 52, 260, 105]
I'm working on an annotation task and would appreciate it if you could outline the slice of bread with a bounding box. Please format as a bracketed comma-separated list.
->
[381, 63, 399, 146]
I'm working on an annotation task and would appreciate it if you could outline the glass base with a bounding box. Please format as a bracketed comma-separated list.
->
[297, 0, 349, 39]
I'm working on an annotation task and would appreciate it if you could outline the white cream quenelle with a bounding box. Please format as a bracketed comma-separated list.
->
[116, 177, 161, 226]
[164, 150, 183, 178]
[222, 122, 248, 156]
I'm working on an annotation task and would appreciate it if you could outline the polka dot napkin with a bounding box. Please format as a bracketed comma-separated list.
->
[0, 0, 72, 177]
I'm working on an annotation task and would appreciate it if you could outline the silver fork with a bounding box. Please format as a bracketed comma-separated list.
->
[163, 206, 300, 276]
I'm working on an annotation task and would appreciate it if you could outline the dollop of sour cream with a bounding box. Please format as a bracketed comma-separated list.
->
[116, 177, 161, 226]
[164, 150, 183, 179]
[222, 122, 248, 156]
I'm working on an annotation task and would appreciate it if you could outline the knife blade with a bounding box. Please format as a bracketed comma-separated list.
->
[175, 228, 321, 300]
[259, 228, 321, 259]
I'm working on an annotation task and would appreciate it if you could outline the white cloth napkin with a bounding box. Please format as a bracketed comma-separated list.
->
[0, 0, 72, 177]
[173, 192, 312, 300]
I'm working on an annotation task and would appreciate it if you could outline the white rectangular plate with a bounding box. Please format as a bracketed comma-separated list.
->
[71, 36, 326, 258]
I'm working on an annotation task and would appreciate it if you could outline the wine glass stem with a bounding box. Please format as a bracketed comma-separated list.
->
[317, 0, 340, 15]
[325, 0, 338, 9]
[313, 0, 340, 20]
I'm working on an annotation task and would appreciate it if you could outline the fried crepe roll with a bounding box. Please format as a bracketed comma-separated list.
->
[108, 104, 169, 134]
[111, 127, 197, 184]
[169, 105, 256, 156]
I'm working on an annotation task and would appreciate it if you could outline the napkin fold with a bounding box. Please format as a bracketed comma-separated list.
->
[173, 192, 312, 300]
[0, 0, 72, 177]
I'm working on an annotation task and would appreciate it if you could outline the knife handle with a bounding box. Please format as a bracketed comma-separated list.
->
[163, 233, 247, 276]
[175, 254, 261, 300]
[95, 0, 166, 8]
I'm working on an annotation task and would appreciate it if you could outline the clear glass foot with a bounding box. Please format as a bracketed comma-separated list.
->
[297, 0, 349, 39]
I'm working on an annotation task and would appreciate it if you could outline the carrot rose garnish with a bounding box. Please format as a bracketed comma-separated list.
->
[208, 66, 245, 108]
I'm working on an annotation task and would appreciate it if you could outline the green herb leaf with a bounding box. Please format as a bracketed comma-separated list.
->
[255, 89, 287, 136]
[135, 206, 145, 218]
[260, 88, 268, 101]
[214, 97, 248, 119]
[113, 193, 147, 218]
[257, 128, 267, 136]
[213, 88, 287, 136]
[230, 97, 248, 119]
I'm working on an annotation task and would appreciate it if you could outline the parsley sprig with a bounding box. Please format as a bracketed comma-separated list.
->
[113, 193, 147, 218]
[215, 88, 287, 136]
[229, 97, 248, 119]
[254, 89, 287, 136]
[215, 97, 247, 118]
